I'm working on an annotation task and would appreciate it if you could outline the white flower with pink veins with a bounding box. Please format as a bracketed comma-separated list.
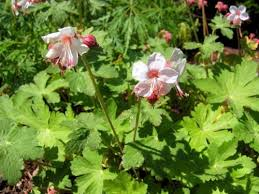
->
[42, 27, 89, 70]
[12, 0, 41, 15]
[227, 5, 249, 26]
[132, 52, 179, 101]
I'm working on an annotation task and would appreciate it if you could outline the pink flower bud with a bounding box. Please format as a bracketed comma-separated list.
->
[159, 30, 172, 44]
[147, 93, 159, 104]
[81, 34, 97, 48]
[249, 33, 256, 39]
[198, 0, 207, 9]
[187, 0, 195, 6]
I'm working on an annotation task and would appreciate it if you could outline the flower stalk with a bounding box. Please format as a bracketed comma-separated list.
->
[133, 98, 141, 142]
[82, 57, 123, 154]
[201, 3, 209, 38]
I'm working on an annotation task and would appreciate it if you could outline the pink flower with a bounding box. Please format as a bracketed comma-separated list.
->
[132, 53, 179, 102]
[42, 27, 89, 70]
[215, 1, 228, 12]
[227, 5, 249, 26]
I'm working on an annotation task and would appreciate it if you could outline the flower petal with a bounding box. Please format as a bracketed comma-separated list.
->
[132, 61, 148, 81]
[46, 43, 62, 59]
[42, 32, 61, 43]
[147, 52, 166, 71]
[156, 81, 172, 96]
[134, 80, 152, 97]
[227, 13, 235, 21]
[238, 5, 246, 13]
[240, 12, 249, 21]
[158, 68, 178, 84]
[174, 58, 186, 76]
[17, 0, 27, 7]
[59, 26, 75, 37]
[229, 5, 237, 14]
[170, 48, 185, 63]
[71, 39, 89, 56]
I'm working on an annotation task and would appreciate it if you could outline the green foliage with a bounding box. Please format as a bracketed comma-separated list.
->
[194, 60, 259, 117]
[1, 0, 259, 193]
[0, 119, 42, 184]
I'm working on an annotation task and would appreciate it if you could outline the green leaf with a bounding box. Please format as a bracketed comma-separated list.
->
[194, 60, 259, 117]
[180, 103, 237, 151]
[65, 70, 95, 96]
[14, 71, 68, 104]
[0, 119, 42, 184]
[71, 148, 116, 194]
[122, 143, 144, 170]
[184, 35, 224, 59]
[141, 100, 171, 127]
[183, 42, 202, 50]
[202, 140, 255, 181]
[104, 172, 147, 194]
[94, 65, 119, 79]
[234, 113, 259, 152]
[210, 15, 233, 39]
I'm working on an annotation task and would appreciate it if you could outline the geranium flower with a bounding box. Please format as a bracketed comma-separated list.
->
[132, 53, 179, 102]
[215, 1, 228, 12]
[227, 5, 249, 26]
[11, 0, 42, 15]
[166, 48, 187, 96]
[42, 27, 89, 71]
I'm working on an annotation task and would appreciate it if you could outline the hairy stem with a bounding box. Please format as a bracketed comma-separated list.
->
[133, 99, 141, 142]
[82, 57, 123, 154]
[201, 2, 209, 38]
[184, 0, 199, 42]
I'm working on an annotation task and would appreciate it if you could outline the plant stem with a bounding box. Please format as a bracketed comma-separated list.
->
[236, 27, 243, 56]
[133, 99, 141, 142]
[184, 0, 199, 42]
[82, 57, 123, 154]
[201, 2, 209, 38]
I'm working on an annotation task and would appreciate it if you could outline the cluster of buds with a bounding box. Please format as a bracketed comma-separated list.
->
[11, 0, 42, 15]
[215, 1, 228, 12]
[186, 0, 207, 9]
[132, 48, 186, 103]
[42, 27, 97, 71]
[226, 5, 249, 26]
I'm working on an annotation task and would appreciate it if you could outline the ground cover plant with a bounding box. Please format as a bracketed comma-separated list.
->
[0, 0, 259, 193]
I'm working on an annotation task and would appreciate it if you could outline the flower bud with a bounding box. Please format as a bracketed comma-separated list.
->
[81, 34, 97, 48]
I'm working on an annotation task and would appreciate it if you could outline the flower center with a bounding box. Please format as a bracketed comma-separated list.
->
[236, 10, 241, 16]
[147, 69, 159, 78]
[61, 35, 72, 44]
